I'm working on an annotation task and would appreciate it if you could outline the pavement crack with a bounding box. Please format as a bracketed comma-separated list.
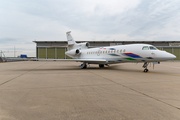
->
[0, 74, 24, 86]
[0, 62, 47, 87]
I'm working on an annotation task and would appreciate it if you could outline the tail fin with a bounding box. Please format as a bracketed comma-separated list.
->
[66, 31, 76, 45]
[66, 31, 77, 51]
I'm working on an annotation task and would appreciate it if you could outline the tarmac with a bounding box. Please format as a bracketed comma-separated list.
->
[0, 61, 180, 120]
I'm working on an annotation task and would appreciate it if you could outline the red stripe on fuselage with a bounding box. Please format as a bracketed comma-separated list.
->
[124, 53, 139, 56]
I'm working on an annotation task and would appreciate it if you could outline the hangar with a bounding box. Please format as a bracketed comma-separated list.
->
[33, 41, 180, 60]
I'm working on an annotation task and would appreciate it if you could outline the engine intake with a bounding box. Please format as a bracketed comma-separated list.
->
[86, 42, 90, 48]
[76, 49, 80, 55]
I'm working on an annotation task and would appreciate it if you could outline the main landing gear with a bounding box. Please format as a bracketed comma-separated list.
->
[79, 63, 106, 69]
[143, 62, 149, 73]
[99, 64, 104, 68]
[79, 62, 87, 69]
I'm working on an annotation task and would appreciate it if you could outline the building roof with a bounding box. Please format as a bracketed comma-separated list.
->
[33, 40, 180, 43]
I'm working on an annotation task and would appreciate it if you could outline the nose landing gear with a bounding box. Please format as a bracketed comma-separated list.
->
[143, 62, 149, 73]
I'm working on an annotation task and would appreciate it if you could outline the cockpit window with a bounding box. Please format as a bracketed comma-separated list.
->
[149, 46, 157, 50]
[142, 46, 149, 50]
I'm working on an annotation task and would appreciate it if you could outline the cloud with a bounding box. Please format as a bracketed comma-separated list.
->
[125, 0, 180, 38]
[0, 38, 18, 44]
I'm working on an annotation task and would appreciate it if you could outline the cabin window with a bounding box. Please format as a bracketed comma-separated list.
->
[95, 51, 97, 54]
[120, 50, 122, 53]
[142, 46, 149, 50]
[108, 51, 110, 53]
[100, 51, 102, 54]
[149, 46, 157, 50]
[123, 49, 126, 53]
[105, 51, 107, 54]
[117, 50, 119, 53]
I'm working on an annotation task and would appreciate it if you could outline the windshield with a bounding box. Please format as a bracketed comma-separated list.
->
[142, 46, 157, 50]
[149, 46, 157, 50]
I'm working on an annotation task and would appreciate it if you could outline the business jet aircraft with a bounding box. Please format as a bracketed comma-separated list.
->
[43, 31, 176, 72]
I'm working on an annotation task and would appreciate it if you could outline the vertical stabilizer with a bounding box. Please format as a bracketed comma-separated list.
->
[66, 31, 77, 51]
[66, 31, 76, 45]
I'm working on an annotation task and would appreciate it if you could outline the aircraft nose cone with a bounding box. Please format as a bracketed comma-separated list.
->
[169, 53, 176, 59]
[171, 54, 176, 59]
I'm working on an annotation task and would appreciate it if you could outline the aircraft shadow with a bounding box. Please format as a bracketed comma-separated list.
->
[13, 65, 142, 73]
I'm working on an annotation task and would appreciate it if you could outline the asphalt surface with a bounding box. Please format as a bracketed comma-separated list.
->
[0, 61, 180, 120]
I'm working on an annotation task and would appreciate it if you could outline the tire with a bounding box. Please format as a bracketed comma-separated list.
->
[99, 64, 104, 68]
[82, 64, 87, 69]
[144, 69, 148, 73]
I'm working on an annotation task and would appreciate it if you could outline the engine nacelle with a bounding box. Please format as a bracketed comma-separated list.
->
[77, 42, 90, 49]
[65, 49, 81, 56]
[85, 42, 90, 48]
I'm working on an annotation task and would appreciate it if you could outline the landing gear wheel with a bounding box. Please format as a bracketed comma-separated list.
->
[144, 69, 149, 73]
[142, 62, 149, 73]
[83, 64, 87, 69]
[99, 64, 104, 68]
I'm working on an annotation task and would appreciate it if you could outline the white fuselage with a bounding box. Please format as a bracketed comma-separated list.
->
[65, 44, 176, 64]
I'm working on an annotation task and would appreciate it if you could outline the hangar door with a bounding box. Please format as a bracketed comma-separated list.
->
[163, 47, 180, 60]
[57, 48, 65, 59]
[47, 48, 55, 59]
[37, 47, 72, 59]
[38, 48, 46, 59]
[163, 48, 172, 54]
[173, 48, 180, 60]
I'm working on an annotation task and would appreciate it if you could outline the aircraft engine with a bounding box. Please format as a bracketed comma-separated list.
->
[66, 49, 81, 56]
[78, 42, 90, 49]
[85, 42, 90, 48]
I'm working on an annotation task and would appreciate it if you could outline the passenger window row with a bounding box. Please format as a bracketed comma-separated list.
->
[87, 49, 126, 54]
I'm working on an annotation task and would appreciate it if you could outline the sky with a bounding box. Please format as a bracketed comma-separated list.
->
[0, 0, 180, 57]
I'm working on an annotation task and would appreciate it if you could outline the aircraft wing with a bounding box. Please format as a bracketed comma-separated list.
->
[36, 59, 106, 63]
